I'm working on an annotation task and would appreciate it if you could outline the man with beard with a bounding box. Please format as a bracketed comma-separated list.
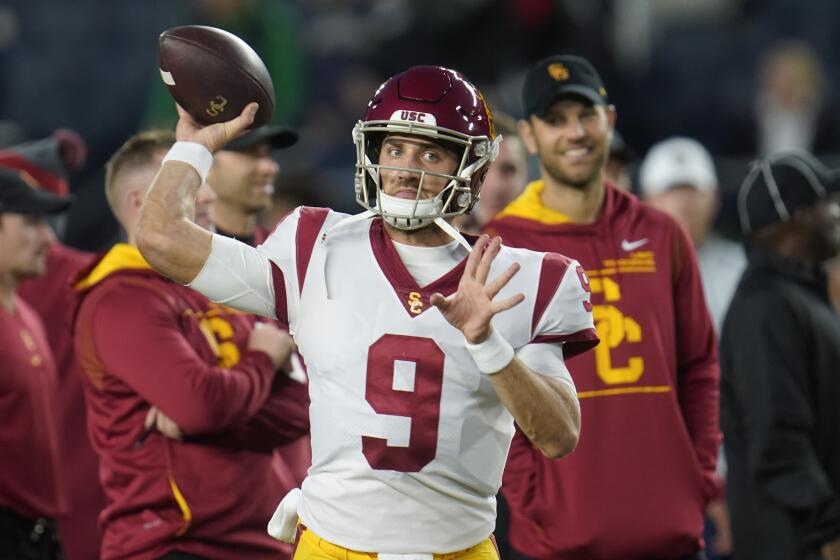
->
[721, 152, 840, 560]
[484, 55, 720, 560]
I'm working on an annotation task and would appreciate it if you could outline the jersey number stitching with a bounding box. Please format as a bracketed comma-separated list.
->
[362, 334, 445, 472]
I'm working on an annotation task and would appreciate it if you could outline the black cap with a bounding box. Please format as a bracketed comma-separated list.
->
[523, 55, 608, 118]
[738, 151, 840, 234]
[223, 125, 298, 152]
[0, 168, 72, 214]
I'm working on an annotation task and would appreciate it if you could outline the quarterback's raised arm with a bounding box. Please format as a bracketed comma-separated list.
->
[136, 103, 258, 284]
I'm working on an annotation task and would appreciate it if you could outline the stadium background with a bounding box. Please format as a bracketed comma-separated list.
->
[1, 0, 839, 251]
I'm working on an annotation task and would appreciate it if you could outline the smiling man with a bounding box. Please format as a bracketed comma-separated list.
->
[209, 125, 297, 246]
[135, 65, 598, 558]
[484, 55, 721, 560]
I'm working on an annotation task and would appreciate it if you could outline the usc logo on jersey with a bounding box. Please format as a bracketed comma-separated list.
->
[408, 292, 423, 314]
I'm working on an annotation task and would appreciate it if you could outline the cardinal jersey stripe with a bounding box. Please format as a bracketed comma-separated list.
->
[295, 207, 330, 294]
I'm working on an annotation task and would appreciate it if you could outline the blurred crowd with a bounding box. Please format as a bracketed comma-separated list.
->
[1, 1, 839, 559]
[2, 0, 840, 250]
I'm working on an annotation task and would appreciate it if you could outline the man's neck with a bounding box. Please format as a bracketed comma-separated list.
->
[539, 171, 606, 224]
[384, 220, 454, 247]
[213, 202, 256, 237]
[0, 272, 18, 313]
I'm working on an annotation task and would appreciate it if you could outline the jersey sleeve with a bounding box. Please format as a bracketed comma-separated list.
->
[516, 342, 576, 392]
[530, 253, 599, 359]
[189, 206, 332, 331]
[188, 234, 277, 318]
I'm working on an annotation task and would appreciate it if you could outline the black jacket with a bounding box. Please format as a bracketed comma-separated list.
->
[721, 244, 840, 560]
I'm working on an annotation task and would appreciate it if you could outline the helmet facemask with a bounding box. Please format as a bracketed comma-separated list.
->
[353, 119, 499, 231]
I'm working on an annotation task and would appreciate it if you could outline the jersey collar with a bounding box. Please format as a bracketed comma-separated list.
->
[368, 218, 468, 318]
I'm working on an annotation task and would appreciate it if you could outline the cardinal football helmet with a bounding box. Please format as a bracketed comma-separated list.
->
[353, 66, 500, 230]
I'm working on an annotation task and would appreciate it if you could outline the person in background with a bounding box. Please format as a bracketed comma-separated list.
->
[639, 136, 744, 559]
[209, 126, 296, 246]
[0, 168, 72, 560]
[73, 130, 309, 560]
[449, 113, 529, 235]
[474, 113, 529, 227]
[486, 54, 719, 560]
[258, 165, 333, 233]
[721, 151, 840, 560]
[5, 130, 105, 560]
[724, 41, 840, 157]
[639, 137, 746, 332]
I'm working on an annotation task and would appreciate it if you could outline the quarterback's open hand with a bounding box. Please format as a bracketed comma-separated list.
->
[430, 235, 524, 343]
[174, 102, 258, 153]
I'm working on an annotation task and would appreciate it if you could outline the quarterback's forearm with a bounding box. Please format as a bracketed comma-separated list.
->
[136, 161, 212, 284]
[489, 358, 580, 459]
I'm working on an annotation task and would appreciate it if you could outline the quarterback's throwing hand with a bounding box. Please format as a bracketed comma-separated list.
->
[430, 235, 524, 344]
[174, 101, 258, 153]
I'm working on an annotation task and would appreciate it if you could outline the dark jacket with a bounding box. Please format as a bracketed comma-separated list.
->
[721, 244, 840, 560]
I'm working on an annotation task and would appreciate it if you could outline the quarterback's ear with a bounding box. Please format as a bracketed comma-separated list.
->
[518, 118, 538, 156]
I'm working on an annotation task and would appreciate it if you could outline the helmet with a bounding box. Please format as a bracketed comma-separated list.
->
[353, 66, 499, 230]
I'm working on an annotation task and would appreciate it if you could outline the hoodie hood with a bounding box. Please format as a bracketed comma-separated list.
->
[74, 243, 155, 292]
[487, 180, 637, 239]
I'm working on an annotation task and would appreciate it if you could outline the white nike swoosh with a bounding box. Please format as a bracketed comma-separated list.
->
[621, 238, 648, 251]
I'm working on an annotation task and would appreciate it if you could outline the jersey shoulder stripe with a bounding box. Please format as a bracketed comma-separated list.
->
[295, 207, 331, 294]
[532, 252, 574, 337]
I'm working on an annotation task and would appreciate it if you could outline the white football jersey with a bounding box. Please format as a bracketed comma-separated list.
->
[191, 207, 597, 553]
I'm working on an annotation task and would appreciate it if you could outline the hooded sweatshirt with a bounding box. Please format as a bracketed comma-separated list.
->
[72, 244, 309, 560]
[484, 182, 720, 560]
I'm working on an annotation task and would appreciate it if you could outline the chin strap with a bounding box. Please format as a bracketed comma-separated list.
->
[433, 217, 472, 252]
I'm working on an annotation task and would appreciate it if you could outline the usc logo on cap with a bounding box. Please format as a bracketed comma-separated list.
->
[548, 63, 570, 81]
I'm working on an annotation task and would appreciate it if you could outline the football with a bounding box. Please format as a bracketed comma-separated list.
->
[158, 25, 275, 128]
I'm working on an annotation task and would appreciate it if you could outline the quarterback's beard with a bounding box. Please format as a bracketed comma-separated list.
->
[541, 149, 608, 191]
